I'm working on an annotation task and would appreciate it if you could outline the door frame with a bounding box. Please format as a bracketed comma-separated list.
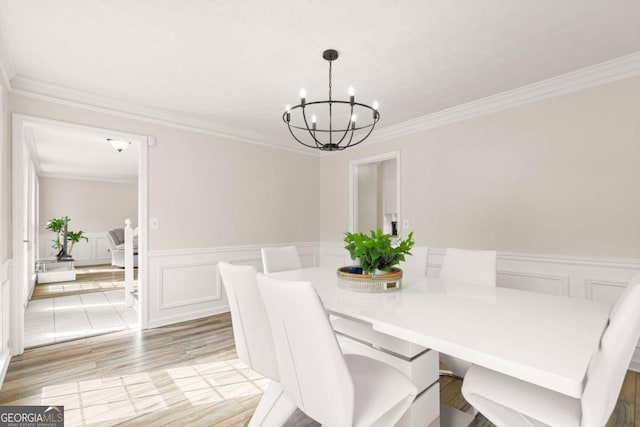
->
[349, 151, 401, 234]
[11, 113, 151, 355]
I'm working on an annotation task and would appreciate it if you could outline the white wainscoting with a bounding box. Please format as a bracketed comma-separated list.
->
[146, 242, 318, 328]
[146, 242, 640, 370]
[39, 232, 111, 266]
[0, 260, 12, 387]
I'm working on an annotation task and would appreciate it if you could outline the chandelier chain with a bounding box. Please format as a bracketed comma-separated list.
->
[329, 59, 333, 143]
[329, 60, 332, 101]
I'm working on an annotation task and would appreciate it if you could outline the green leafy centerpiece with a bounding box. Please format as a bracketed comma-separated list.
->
[338, 229, 415, 292]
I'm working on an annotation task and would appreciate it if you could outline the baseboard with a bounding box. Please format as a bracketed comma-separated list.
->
[147, 305, 230, 329]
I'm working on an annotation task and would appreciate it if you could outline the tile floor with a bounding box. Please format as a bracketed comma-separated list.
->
[24, 290, 138, 348]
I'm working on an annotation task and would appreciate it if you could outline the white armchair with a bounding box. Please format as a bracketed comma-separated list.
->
[106, 228, 138, 268]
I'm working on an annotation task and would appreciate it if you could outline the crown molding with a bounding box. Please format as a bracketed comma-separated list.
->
[360, 51, 640, 147]
[9, 76, 319, 157]
[4, 50, 640, 157]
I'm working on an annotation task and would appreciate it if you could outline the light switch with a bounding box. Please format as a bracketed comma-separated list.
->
[150, 218, 159, 229]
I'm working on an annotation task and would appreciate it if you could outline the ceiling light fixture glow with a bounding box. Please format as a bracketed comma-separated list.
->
[106, 138, 131, 152]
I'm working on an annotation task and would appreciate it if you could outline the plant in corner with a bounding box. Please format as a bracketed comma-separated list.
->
[344, 228, 415, 274]
[66, 230, 88, 256]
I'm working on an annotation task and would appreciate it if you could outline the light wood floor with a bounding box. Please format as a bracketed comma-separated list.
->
[1, 313, 638, 426]
[32, 265, 138, 300]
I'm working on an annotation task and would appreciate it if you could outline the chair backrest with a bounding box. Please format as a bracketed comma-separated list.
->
[218, 262, 279, 381]
[106, 229, 123, 248]
[581, 272, 640, 427]
[257, 273, 354, 426]
[400, 246, 429, 278]
[439, 248, 497, 287]
[261, 246, 302, 273]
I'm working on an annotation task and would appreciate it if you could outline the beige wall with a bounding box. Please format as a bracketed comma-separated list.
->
[0, 81, 9, 261]
[39, 177, 138, 233]
[320, 75, 640, 259]
[9, 93, 320, 251]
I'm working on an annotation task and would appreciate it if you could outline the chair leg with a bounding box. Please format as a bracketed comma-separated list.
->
[248, 381, 297, 427]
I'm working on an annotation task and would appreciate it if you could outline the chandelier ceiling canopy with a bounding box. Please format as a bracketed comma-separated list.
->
[283, 49, 380, 152]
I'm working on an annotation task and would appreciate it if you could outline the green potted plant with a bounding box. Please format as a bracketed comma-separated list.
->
[45, 217, 66, 251]
[66, 230, 88, 256]
[344, 228, 415, 274]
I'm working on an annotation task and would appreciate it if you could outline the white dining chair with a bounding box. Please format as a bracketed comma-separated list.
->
[439, 248, 497, 379]
[261, 246, 302, 273]
[257, 273, 418, 426]
[218, 262, 296, 426]
[462, 272, 640, 427]
[400, 245, 429, 278]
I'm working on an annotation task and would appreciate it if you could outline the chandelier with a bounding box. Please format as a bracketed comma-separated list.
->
[283, 49, 380, 151]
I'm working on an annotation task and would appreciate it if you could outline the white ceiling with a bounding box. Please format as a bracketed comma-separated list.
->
[27, 123, 139, 182]
[2, 1, 640, 151]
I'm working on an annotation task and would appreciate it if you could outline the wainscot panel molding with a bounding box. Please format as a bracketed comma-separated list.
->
[0, 260, 13, 388]
[39, 232, 111, 266]
[146, 243, 319, 328]
[319, 242, 640, 371]
[146, 242, 640, 371]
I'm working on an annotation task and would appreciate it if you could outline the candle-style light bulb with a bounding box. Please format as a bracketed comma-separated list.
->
[351, 113, 357, 130]
[299, 89, 306, 106]
[348, 86, 355, 104]
[311, 114, 317, 132]
[372, 101, 379, 119]
[285, 105, 291, 122]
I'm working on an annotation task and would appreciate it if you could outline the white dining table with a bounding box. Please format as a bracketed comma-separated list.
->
[269, 266, 611, 400]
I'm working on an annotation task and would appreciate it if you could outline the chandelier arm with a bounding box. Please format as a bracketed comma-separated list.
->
[345, 120, 378, 149]
[286, 122, 326, 149]
[332, 102, 356, 146]
[343, 127, 356, 149]
[284, 101, 380, 132]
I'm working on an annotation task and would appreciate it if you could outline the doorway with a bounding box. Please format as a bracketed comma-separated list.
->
[349, 151, 401, 236]
[11, 114, 150, 354]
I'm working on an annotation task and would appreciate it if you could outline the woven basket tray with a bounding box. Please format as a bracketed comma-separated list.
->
[336, 266, 403, 293]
